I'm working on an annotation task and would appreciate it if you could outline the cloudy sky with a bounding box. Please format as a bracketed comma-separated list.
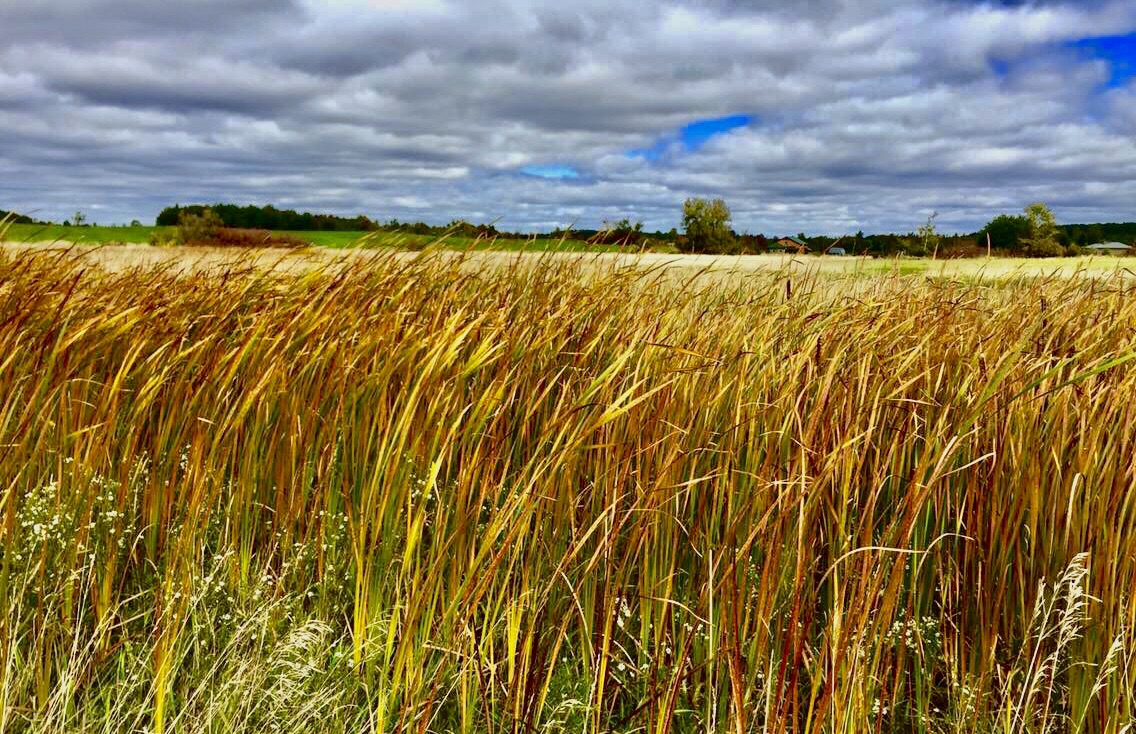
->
[2, 0, 1135, 234]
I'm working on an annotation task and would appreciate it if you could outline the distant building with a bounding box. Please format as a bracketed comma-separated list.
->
[1086, 242, 1132, 254]
[774, 236, 809, 253]
[826, 246, 847, 256]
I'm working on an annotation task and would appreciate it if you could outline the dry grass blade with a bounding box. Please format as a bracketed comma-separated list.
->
[0, 248, 1134, 733]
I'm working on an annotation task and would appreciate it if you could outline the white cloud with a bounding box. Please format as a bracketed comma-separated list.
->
[1, 0, 1136, 233]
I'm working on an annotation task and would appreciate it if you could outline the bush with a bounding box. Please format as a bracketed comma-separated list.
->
[1024, 239, 1066, 258]
[149, 230, 177, 247]
[172, 208, 308, 248]
[208, 228, 309, 249]
[176, 208, 224, 245]
[938, 238, 984, 259]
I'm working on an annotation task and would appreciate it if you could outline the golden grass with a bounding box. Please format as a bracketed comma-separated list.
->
[1, 245, 1134, 732]
[3, 241, 1136, 282]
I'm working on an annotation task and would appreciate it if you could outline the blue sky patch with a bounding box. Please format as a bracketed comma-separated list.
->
[988, 57, 1011, 79]
[1069, 33, 1136, 88]
[680, 114, 753, 148]
[520, 164, 580, 179]
[630, 114, 753, 160]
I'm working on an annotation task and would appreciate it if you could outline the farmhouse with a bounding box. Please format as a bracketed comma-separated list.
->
[1086, 241, 1132, 254]
[774, 236, 809, 253]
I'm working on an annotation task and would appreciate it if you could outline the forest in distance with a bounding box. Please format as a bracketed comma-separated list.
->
[6, 202, 1136, 257]
[150, 202, 1136, 256]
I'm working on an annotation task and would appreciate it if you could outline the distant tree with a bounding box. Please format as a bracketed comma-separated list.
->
[680, 197, 736, 253]
[130, 219, 142, 227]
[72, 211, 86, 227]
[917, 212, 941, 258]
[156, 205, 181, 227]
[979, 213, 1030, 251]
[1021, 202, 1064, 257]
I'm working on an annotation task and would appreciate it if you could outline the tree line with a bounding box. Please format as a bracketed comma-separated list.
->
[156, 204, 380, 232]
[678, 198, 1135, 257]
[981, 215, 1136, 252]
[156, 204, 675, 245]
[0, 209, 39, 225]
[13, 200, 1132, 257]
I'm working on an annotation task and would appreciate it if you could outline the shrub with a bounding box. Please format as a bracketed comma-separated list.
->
[149, 230, 177, 247]
[938, 237, 984, 259]
[176, 208, 224, 245]
[173, 208, 308, 248]
[208, 227, 309, 249]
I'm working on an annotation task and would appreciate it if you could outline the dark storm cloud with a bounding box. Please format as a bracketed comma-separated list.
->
[1, 0, 1136, 233]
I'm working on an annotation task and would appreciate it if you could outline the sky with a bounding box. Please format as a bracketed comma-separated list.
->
[1, 0, 1135, 235]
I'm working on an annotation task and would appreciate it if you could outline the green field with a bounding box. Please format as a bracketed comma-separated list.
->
[1, 223, 614, 251]
[2, 223, 169, 245]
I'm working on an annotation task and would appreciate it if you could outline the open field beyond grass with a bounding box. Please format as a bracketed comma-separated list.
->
[2, 223, 169, 245]
[2, 240, 1135, 282]
[0, 223, 608, 251]
[2, 247, 1135, 732]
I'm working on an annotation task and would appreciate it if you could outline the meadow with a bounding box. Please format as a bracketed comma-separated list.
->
[1, 245, 1135, 733]
[0, 223, 610, 252]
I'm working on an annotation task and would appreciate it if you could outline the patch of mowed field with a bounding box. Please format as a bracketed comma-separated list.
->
[2, 223, 167, 245]
[2, 248, 1135, 733]
[1, 224, 605, 251]
[1, 224, 371, 248]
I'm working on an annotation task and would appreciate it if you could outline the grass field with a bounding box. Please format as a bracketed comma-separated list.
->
[3, 240, 1134, 285]
[3, 223, 1133, 278]
[1, 246, 1135, 733]
[2, 223, 170, 245]
[0, 223, 612, 251]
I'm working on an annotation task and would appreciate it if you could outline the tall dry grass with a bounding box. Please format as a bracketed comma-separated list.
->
[0, 247, 1134, 733]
